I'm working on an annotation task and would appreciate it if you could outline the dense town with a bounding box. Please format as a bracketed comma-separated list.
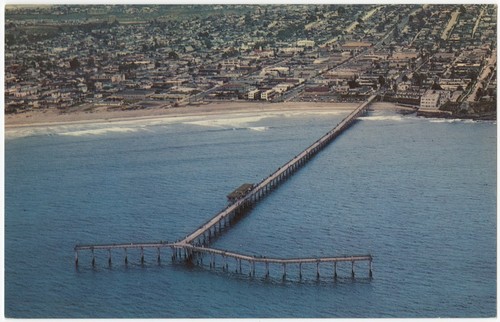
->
[4, 4, 497, 119]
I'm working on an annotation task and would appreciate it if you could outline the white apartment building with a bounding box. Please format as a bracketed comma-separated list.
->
[420, 90, 451, 109]
[261, 89, 275, 100]
[248, 89, 260, 100]
[420, 91, 441, 109]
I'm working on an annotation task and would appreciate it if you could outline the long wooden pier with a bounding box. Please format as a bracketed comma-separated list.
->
[179, 95, 376, 246]
[75, 95, 377, 281]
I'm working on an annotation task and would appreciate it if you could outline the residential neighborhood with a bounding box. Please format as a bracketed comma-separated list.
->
[4, 4, 497, 119]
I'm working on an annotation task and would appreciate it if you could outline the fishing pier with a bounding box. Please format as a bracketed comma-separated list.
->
[75, 95, 377, 281]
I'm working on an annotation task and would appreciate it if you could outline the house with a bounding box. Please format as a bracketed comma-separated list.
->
[305, 85, 330, 94]
[116, 89, 154, 100]
[397, 81, 412, 91]
[341, 41, 372, 52]
[297, 40, 315, 47]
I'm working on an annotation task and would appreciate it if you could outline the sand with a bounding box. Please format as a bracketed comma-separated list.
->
[4, 101, 401, 130]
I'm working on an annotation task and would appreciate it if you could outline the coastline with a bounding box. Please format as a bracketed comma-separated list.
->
[5, 101, 385, 130]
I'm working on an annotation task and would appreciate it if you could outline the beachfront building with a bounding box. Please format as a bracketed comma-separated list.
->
[420, 90, 441, 109]
[247, 89, 260, 100]
[261, 89, 275, 101]
[420, 90, 451, 109]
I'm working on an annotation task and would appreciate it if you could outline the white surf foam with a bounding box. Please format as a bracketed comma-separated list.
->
[428, 118, 478, 124]
[359, 115, 405, 122]
[58, 127, 140, 136]
[184, 115, 270, 129]
[248, 126, 269, 132]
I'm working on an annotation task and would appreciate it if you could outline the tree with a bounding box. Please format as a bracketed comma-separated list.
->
[431, 82, 443, 90]
[168, 51, 179, 60]
[347, 79, 360, 89]
[204, 39, 213, 49]
[244, 12, 252, 25]
[378, 75, 386, 87]
[69, 57, 81, 70]
[5, 33, 16, 46]
[402, 75, 409, 82]
[475, 87, 483, 100]
[393, 26, 400, 38]
[412, 72, 427, 87]
[86, 80, 96, 92]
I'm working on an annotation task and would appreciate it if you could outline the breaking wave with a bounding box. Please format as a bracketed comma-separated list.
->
[359, 115, 405, 122]
[428, 118, 478, 124]
[58, 127, 141, 136]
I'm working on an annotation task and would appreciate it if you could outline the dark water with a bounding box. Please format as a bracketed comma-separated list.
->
[5, 110, 496, 318]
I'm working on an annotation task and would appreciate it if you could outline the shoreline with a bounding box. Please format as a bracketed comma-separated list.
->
[5, 101, 386, 130]
[5, 102, 492, 133]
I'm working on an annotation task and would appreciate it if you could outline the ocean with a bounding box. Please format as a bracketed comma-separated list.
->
[4, 108, 496, 318]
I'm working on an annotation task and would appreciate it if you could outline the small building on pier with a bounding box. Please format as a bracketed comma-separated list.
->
[227, 183, 254, 203]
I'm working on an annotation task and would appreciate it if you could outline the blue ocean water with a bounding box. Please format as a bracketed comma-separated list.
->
[5, 109, 496, 318]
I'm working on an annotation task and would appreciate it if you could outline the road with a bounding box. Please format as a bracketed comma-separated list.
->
[466, 49, 496, 102]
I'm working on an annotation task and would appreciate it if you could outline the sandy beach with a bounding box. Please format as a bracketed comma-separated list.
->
[4, 101, 401, 130]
